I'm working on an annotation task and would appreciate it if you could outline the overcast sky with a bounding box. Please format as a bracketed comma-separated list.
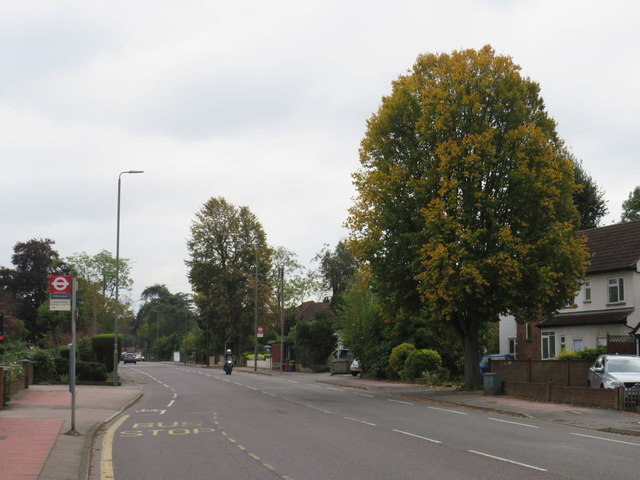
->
[1, 0, 638, 308]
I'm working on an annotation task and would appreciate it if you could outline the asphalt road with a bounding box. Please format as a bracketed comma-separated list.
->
[92, 362, 640, 480]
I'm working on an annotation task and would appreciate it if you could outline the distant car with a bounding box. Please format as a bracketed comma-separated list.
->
[135, 352, 144, 361]
[123, 352, 137, 364]
[587, 354, 640, 389]
[350, 359, 361, 377]
[479, 354, 514, 375]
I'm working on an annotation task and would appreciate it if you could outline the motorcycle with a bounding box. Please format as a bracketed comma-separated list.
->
[223, 359, 233, 375]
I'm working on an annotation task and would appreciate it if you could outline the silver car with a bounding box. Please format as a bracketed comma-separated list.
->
[587, 354, 640, 389]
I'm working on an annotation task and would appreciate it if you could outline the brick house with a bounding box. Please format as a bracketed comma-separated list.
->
[500, 221, 640, 359]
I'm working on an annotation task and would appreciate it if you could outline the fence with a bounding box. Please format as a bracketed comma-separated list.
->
[489, 359, 638, 411]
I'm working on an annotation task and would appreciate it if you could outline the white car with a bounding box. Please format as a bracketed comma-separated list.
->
[587, 354, 640, 389]
[350, 359, 361, 377]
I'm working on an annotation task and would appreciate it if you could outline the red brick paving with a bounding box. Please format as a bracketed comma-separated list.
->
[0, 418, 63, 480]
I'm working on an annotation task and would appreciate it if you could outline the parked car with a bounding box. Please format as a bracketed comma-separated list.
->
[587, 354, 640, 389]
[350, 359, 361, 377]
[123, 352, 137, 364]
[479, 354, 514, 375]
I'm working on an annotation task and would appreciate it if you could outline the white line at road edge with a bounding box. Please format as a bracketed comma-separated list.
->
[488, 418, 539, 428]
[468, 450, 547, 472]
[570, 432, 640, 446]
[393, 429, 441, 444]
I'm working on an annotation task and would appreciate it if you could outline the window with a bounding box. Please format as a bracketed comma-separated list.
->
[608, 277, 625, 303]
[541, 331, 556, 359]
[525, 323, 532, 341]
[560, 335, 566, 352]
[573, 339, 584, 351]
[508, 337, 517, 357]
[584, 281, 591, 302]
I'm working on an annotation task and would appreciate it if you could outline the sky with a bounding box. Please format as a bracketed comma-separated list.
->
[1, 0, 638, 309]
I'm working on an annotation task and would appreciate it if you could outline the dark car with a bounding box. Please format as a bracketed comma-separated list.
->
[479, 354, 513, 375]
[123, 352, 137, 364]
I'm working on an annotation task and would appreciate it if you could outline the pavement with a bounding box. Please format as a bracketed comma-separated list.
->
[2, 365, 640, 480]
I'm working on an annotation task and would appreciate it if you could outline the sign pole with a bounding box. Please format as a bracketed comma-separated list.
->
[66, 277, 79, 436]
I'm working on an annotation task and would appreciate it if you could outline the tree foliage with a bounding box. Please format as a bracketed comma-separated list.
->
[570, 156, 608, 229]
[186, 197, 272, 354]
[0, 238, 69, 344]
[348, 46, 588, 389]
[621, 186, 640, 222]
[314, 241, 359, 310]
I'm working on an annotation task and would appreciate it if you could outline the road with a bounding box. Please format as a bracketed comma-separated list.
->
[91, 362, 640, 480]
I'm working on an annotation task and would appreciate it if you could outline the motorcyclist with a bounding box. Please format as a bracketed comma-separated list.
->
[224, 349, 234, 364]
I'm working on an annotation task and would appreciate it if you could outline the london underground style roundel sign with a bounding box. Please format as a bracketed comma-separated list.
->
[50, 275, 72, 294]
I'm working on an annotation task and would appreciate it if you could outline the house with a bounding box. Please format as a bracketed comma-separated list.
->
[499, 221, 640, 359]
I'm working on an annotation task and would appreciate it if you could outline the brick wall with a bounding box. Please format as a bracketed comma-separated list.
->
[503, 381, 620, 409]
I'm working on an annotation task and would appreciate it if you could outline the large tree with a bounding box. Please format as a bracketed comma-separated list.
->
[571, 156, 608, 229]
[0, 238, 69, 344]
[186, 197, 272, 354]
[314, 241, 359, 310]
[348, 46, 588, 389]
[67, 250, 132, 336]
[621, 186, 640, 222]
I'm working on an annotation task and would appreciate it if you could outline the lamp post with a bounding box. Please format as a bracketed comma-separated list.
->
[113, 170, 144, 387]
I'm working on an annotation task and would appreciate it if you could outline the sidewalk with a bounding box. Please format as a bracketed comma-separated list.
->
[0, 380, 141, 480]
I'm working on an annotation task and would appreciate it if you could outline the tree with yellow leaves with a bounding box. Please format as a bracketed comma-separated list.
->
[348, 46, 588, 389]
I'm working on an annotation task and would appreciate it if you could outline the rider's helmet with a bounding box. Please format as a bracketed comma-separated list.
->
[226, 349, 231, 354]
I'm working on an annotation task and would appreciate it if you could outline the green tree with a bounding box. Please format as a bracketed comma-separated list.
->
[186, 197, 272, 355]
[67, 250, 132, 336]
[348, 46, 587, 389]
[314, 241, 359, 310]
[621, 186, 640, 222]
[571, 156, 608, 229]
[0, 238, 69, 344]
[289, 311, 336, 371]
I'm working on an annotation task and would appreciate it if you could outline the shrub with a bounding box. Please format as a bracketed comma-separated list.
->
[26, 350, 56, 384]
[389, 343, 416, 376]
[54, 356, 70, 378]
[92, 334, 121, 372]
[578, 347, 606, 361]
[402, 349, 442, 380]
[76, 361, 107, 382]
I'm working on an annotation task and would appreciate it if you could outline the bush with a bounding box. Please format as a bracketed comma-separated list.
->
[389, 343, 416, 376]
[54, 356, 70, 379]
[578, 346, 606, 361]
[76, 361, 108, 382]
[92, 334, 121, 372]
[402, 349, 442, 380]
[26, 350, 56, 384]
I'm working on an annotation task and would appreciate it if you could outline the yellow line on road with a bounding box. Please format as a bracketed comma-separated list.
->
[100, 415, 129, 480]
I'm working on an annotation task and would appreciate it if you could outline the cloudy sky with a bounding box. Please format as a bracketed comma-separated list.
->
[1, 0, 638, 308]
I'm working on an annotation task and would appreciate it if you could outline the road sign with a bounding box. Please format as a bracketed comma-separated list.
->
[257, 326, 264, 338]
[50, 275, 73, 311]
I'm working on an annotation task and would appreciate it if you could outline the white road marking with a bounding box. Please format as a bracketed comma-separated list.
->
[327, 387, 344, 392]
[428, 406, 467, 415]
[344, 417, 376, 426]
[388, 399, 414, 406]
[353, 392, 374, 397]
[166, 400, 175, 408]
[393, 429, 441, 444]
[488, 418, 538, 428]
[468, 450, 547, 472]
[570, 432, 640, 446]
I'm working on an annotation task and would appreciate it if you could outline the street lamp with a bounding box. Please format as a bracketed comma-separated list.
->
[113, 170, 144, 387]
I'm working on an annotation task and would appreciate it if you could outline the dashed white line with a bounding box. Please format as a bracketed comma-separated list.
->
[488, 418, 538, 428]
[468, 450, 547, 472]
[393, 429, 441, 444]
[166, 400, 175, 408]
[428, 406, 467, 415]
[327, 387, 344, 392]
[353, 392, 374, 398]
[388, 399, 414, 406]
[344, 417, 376, 426]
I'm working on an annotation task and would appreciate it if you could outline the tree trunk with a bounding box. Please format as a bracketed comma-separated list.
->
[453, 314, 482, 390]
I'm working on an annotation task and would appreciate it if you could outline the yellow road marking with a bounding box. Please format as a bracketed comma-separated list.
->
[100, 415, 129, 480]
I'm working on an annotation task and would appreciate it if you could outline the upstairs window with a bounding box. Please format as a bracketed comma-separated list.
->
[584, 281, 591, 302]
[608, 278, 625, 303]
